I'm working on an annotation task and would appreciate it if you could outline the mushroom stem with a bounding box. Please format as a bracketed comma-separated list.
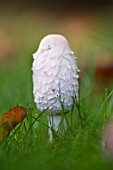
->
[48, 115, 67, 141]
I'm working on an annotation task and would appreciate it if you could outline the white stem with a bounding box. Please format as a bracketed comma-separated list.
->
[48, 115, 67, 142]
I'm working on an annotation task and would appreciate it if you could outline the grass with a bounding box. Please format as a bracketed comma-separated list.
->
[0, 58, 113, 170]
[0, 11, 113, 170]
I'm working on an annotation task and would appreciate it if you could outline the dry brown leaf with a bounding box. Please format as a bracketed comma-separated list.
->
[0, 106, 29, 142]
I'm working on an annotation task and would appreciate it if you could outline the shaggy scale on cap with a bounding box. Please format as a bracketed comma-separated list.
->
[32, 34, 79, 114]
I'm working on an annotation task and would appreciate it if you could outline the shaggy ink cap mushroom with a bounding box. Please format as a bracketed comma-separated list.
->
[32, 34, 79, 114]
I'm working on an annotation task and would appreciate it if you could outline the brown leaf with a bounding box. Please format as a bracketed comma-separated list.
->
[0, 106, 29, 142]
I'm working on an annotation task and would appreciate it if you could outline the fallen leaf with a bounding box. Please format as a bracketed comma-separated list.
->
[0, 106, 29, 143]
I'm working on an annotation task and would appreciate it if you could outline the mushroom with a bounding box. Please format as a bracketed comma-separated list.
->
[32, 34, 79, 141]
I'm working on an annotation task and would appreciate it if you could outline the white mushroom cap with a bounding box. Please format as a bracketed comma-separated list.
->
[38, 34, 71, 56]
[32, 34, 79, 115]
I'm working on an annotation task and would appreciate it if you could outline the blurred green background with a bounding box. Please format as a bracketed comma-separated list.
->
[0, 1, 113, 169]
[0, 0, 113, 109]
